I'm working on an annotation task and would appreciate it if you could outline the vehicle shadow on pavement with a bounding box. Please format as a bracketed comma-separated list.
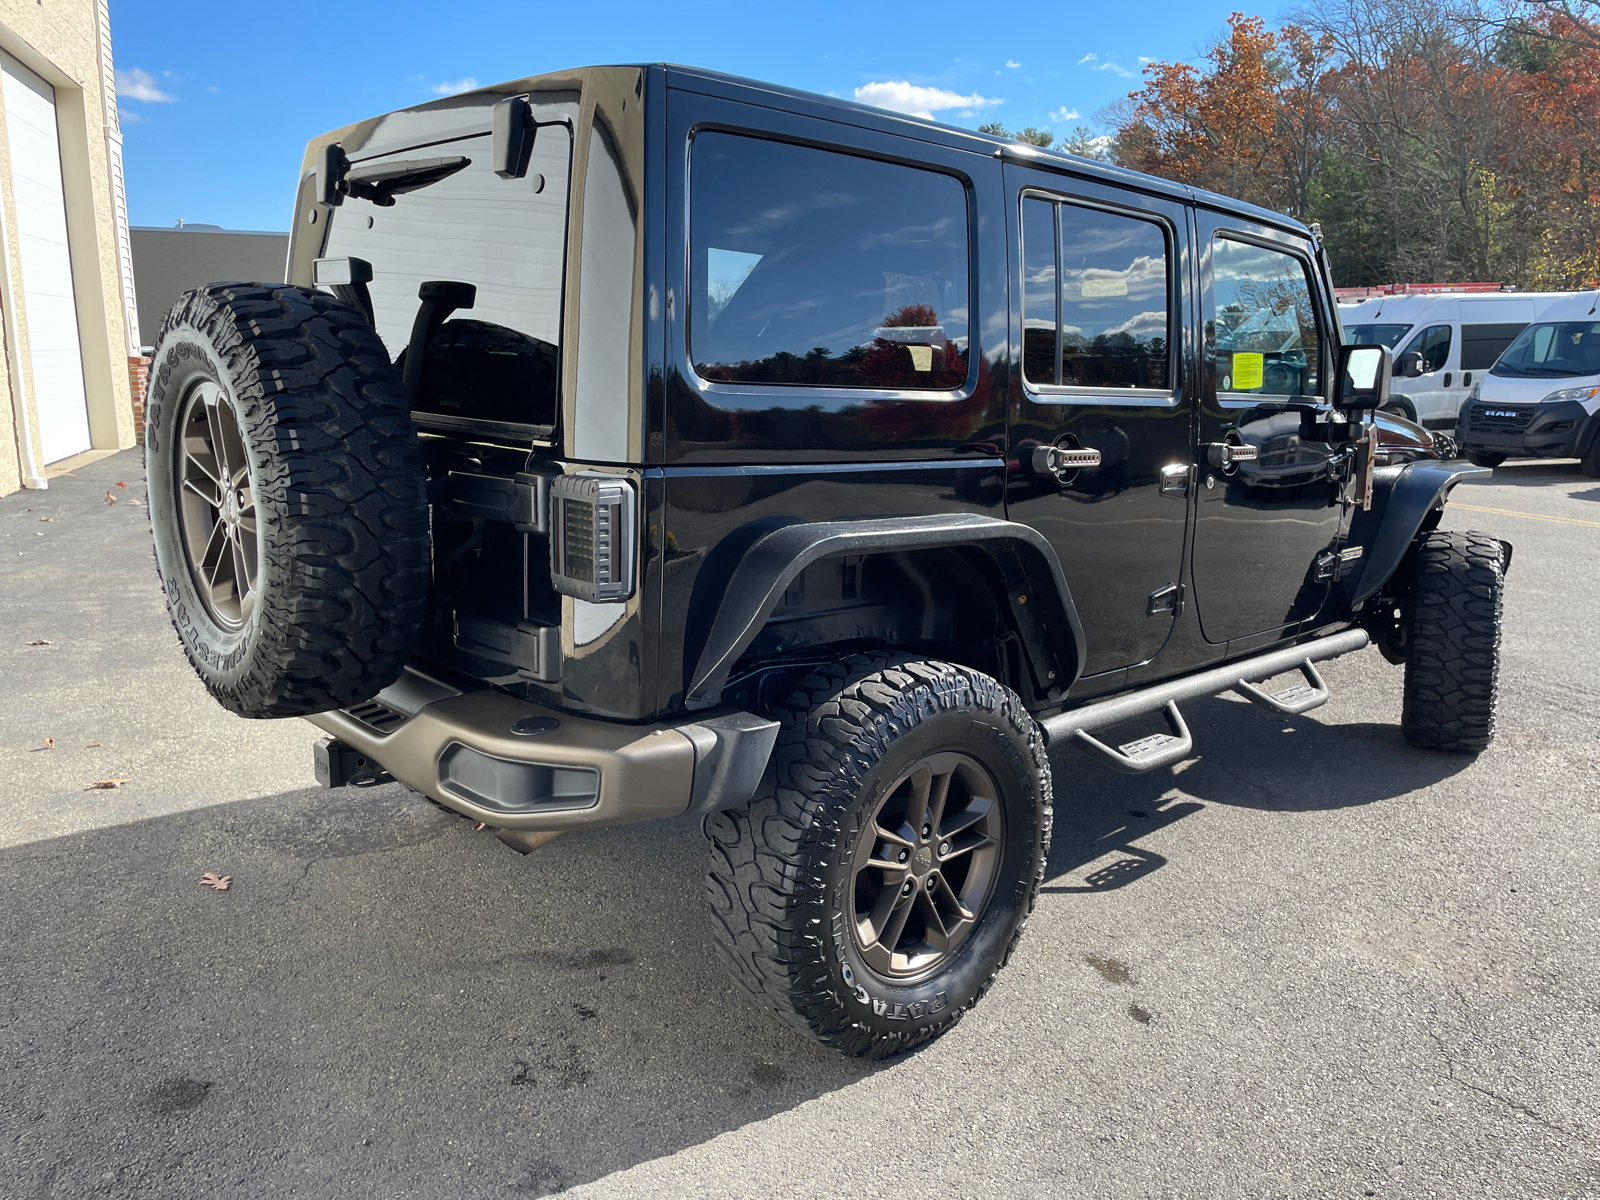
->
[0, 788, 874, 1198]
[1042, 694, 1475, 894]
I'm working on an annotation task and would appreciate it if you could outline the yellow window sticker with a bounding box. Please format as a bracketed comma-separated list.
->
[1231, 352, 1264, 390]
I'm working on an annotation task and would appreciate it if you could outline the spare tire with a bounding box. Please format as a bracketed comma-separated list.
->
[146, 283, 429, 718]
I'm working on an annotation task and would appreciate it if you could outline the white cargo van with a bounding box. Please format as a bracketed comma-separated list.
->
[1455, 291, 1600, 474]
[1340, 291, 1581, 429]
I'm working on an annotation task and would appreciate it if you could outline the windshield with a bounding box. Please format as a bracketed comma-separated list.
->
[1343, 322, 1412, 349]
[1491, 320, 1600, 379]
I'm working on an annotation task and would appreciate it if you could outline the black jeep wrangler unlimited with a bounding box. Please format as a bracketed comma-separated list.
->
[145, 65, 1507, 1058]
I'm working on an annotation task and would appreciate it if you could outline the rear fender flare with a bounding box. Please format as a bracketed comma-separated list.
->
[1346, 460, 1491, 606]
[682, 514, 1085, 710]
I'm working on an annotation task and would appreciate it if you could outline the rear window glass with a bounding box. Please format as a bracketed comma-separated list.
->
[1021, 196, 1171, 390]
[320, 123, 573, 430]
[690, 132, 970, 391]
[1461, 322, 1527, 371]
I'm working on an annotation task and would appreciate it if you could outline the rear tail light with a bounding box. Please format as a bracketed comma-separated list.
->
[548, 474, 636, 602]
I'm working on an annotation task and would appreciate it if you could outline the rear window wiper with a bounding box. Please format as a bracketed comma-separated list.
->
[315, 143, 469, 208]
[342, 156, 470, 206]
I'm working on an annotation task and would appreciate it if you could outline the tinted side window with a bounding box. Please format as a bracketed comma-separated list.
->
[322, 127, 574, 429]
[1212, 237, 1321, 400]
[1400, 323, 1452, 373]
[1461, 322, 1527, 371]
[1022, 197, 1170, 390]
[690, 133, 969, 391]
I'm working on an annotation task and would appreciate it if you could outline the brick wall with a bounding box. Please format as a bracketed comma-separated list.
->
[128, 355, 150, 444]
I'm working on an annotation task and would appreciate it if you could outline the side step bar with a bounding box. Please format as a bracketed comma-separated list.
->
[1041, 628, 1371, 774]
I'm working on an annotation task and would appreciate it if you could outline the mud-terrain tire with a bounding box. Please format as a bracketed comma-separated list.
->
[1401, 530, 1505, 754]
[705, 653, 1053, 1058]
[1466, 450, 1506, 469]
[145, 283, 429, 718]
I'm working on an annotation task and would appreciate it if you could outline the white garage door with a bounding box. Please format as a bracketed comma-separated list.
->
[2, 51, 90, 464]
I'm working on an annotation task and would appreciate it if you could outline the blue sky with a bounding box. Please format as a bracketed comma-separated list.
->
[111, 0, 1242, 232]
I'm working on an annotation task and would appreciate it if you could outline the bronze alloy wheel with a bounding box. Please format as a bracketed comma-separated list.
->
[175, 381, 260, 630]
[850, 751, 1003, 978]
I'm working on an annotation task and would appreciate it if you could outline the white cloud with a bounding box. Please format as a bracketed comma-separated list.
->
[118, 107, 149, 125]
[1138, 56, 1154, 64]
[116, 68, 174, 103]
[1049, 107, 1080, 122]
[432, 77, 480, 96]
[853, 81, 1002, 120]
[1005, 59, 1021, 69]
[1077, 53, 1098, 65]
[1092, 61, 1137, 77]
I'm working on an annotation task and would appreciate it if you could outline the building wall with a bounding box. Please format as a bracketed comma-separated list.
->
[131, 227, 289, 345]
[0, 0, 137, 497]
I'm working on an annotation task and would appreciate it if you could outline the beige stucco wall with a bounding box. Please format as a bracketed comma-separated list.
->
[0, 0, 136, 497]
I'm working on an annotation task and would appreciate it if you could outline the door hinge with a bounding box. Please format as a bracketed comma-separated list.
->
[1148, 583, 1184, 617]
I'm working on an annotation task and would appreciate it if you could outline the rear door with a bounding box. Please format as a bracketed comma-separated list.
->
[1003, 164, 1194, 679]
[1189, 211, 1349, 646]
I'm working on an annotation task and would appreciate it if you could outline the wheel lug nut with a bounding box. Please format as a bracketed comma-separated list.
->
[897, 849, 909, 863]
[921, 824, 932, 839]
[926, 874, 939, 890]
[901, 880, 914, 896]
[938, 841, 950, 856]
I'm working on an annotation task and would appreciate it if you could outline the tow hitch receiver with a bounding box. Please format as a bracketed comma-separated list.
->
[313, 737, 395, 789]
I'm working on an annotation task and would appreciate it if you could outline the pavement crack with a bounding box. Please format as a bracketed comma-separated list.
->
[285, 857, 316, 902]
[1427, 1025, 1578, 1141]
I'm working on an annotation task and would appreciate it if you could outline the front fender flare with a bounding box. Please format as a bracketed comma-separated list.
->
[1346, 460, 1490, 606]
[683, 514, 1085, 710]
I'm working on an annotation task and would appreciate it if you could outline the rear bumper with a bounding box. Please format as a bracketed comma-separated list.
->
[1456, 400, 1595, 458]
[306, 666, 777, 831]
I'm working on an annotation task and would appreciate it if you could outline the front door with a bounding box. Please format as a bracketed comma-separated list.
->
[1190, 212, 1349, 645]
[1394, 320, 1459, 426]
[1004, 165, 1193, 680]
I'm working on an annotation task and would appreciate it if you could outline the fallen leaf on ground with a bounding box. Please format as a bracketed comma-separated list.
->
[473, 822, 487, 831]
[104, 491, 117, 506]
[115, 481, 127, 488]
[85, 778, 130, 790]
[199, 872, 231, 891]
[26, 639, 52, 646]
[126, 499, 143, 506]
[38, 517, 52, 522]
[86, 741, 103, 747]
[29, 738, 55, 752]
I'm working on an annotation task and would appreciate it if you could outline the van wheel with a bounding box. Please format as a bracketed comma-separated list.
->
[1401, 531, 1505, 754]
[704, 653, 1052, 1058]
[1466, 450, 1505, 468]
[1581, 434, 1600, 478]
[1382, 399, 1417, 424]
[145, 283, 429, 718]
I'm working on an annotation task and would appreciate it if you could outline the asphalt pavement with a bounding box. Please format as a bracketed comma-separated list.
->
[1, 450, 1596, 1200]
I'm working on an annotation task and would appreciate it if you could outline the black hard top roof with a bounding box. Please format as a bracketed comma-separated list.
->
[660, 65, 1310, 237]
[360, 62, 1310, 239]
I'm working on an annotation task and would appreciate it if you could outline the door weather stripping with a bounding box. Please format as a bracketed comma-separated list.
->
[1041, 628, 1369, 774]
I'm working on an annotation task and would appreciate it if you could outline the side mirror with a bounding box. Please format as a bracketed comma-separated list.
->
[1396, 350, 1425, 378]
[1336, 344, 1392, 410]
